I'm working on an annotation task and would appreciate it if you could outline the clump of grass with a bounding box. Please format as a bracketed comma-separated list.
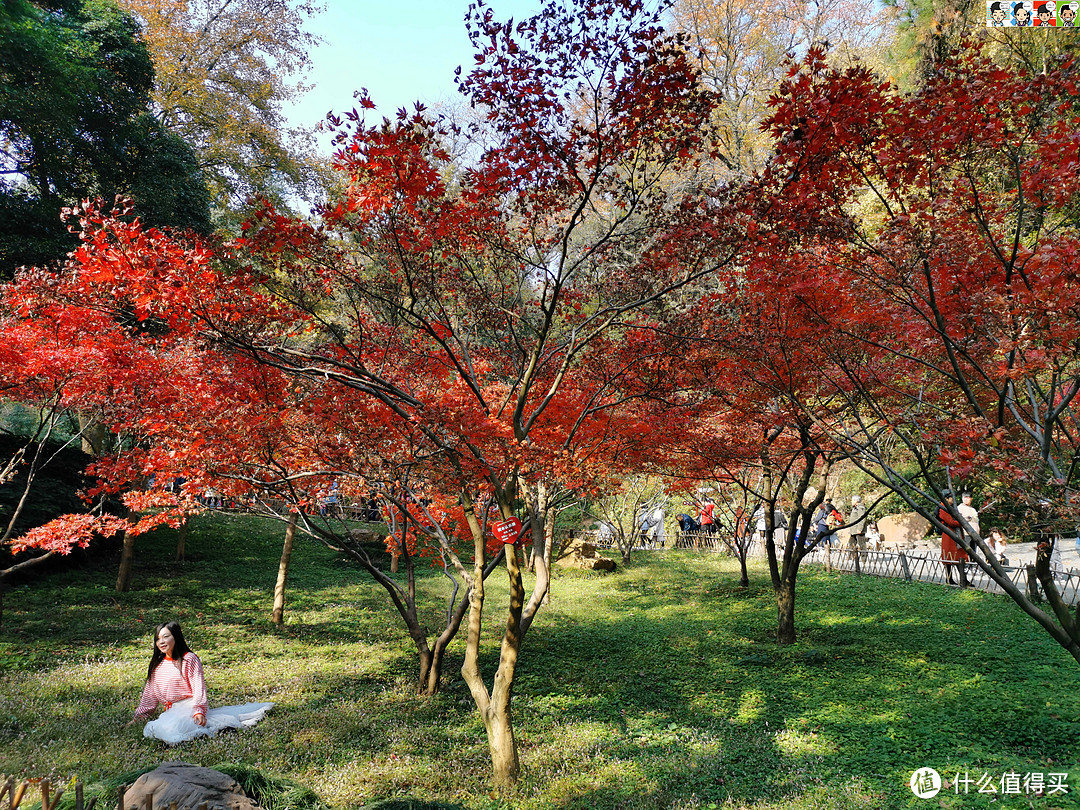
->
[216, 763, 328, 810]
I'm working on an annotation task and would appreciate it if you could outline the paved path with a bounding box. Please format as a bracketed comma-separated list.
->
[891, 538, 1080, 571]
[803, 539, 1080, 605]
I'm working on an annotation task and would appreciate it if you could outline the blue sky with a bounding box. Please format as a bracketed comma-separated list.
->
[284, 1, 541, 155]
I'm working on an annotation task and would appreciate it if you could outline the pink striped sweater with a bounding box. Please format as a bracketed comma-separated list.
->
[134, 652, 208, 719]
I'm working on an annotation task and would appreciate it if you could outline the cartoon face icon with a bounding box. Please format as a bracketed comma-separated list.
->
[1036, 2, 1054, 21]
[1014, 2, 1032, 22]
[991, 2, 1008, 21]
[1062, 3, 1076, 22]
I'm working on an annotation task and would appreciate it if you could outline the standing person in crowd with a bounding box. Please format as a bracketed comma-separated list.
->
[649, 503, 666, 548]
[812, 499, 830, 545]
[812, 497, 841, 546]
[988, 527, 1009, 565]
[319, 481, 340, 518]
[846, 495, 868, 555]
[1034, 498, 1065, 571]
[696, 496, 717, 537]
[595, 520, 614, 547]
[638, 508, 652, 547]
[957, 491, 980, 541]
[865, 521, 882, 550]
[753, 502, 788, 544]
[676, 513, 699, 547]
[733, 506, 749, 547]
[938, 491, 968, 586]
[130, 621, 273, 744]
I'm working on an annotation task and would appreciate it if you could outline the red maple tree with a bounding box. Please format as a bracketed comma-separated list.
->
[1, 0, 740, 784]
[752, 43, 1080, 662]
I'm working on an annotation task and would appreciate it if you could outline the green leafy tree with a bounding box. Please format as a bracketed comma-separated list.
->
[0, 0, 210, 275]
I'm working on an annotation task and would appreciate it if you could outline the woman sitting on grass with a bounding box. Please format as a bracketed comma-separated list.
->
[130, 621, 273, 745]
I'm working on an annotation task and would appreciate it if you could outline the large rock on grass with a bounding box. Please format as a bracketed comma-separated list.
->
[555, 538, 616, 572]
[123, 762, 261, 810]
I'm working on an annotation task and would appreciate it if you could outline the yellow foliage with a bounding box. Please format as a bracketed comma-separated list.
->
[117, 0, 324, 209]
[671, 0, 890, 177]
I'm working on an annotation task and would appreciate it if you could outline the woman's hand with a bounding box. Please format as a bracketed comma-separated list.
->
[193, 712, 206, 726]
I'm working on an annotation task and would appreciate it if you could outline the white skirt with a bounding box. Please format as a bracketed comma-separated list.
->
[143, 698, 274, 745]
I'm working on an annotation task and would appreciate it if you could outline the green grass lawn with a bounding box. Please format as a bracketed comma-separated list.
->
[0, 513, 1077, 810]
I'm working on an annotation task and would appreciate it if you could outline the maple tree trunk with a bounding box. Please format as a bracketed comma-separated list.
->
[422, 651, 442, 696]
[347, 524, 473, 697]
[541, 507, 555, 605]
[115, 528, 136, 593]
[776, 574, 797, 644]
[417, 608, 469, 696]
[485, 698, 520, 786]
[175, 517, 188, 562]
[78, 413, 106, 457]
[418, 637, 453, 696]
[483, 544, 524, 787]
[738, 551, 750, 588]
[272, 513, 297, 625]
[461, 498, 524, 786]
[417, 645, 437, 695]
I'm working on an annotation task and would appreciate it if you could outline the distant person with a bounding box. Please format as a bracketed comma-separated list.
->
[988, 527, 1009, 565]
[753, 503, 788, 544]
[638, 508, 652, 546]
[595, 521, 614, 546]
[865, 521, 882, 551]
[130, 621, 273, 744]
[734, 506, 750, 547]
[319, 481, 340, 517]
[957, 491, 980, 543]
[696, 497, 717, 535]
[676, 513, 699, 533]
[811, 500, 828, 544]
[813, 498, 842, 546]
[647, 504, 666, 548]
[846, 495, 868, 552]
[1050, 540, 1064, 571]
[1034, 498, 1064, 570]
[938, 491, 968, 586]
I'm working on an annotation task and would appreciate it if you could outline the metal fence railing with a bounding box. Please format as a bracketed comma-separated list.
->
[581, 529, 1080, 607]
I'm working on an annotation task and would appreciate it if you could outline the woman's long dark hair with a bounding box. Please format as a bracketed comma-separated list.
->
[146, 621, 194, 681]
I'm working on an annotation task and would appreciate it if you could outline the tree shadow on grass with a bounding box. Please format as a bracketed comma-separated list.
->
[0, 511, 442, 655]
[513, 556, 1080, 809]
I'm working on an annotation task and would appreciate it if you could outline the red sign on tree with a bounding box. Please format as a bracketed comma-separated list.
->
[492, 517, 522, 546]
